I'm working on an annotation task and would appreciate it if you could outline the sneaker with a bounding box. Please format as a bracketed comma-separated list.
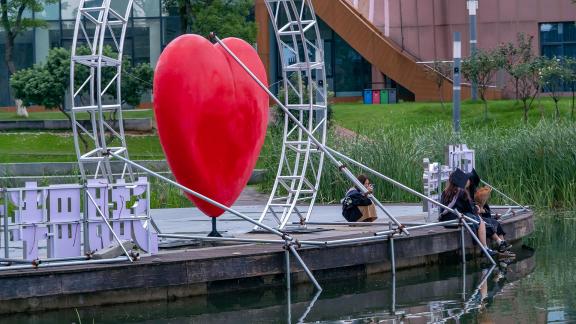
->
[498, 241, 512, 253]
[493, 269, 505, 282]
[499, 250, 516, 258]
[487, 249, 498, 258]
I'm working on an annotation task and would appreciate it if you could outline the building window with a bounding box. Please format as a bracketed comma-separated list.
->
[61, 0, 79, 20]
[132, 18, 162, 66]
[540, 22, 576, 92]
[333, 34, 371, 96]
[540, 22, 576, 58]
[0, 30, 34, 105]
[162, 16, 181, 47]
[324, 40, 333, 78]
[110, 0, 132, 17]
[37, 2, 60, 20]
[34, 22, 61, 64]
[134, 0, 161, 17]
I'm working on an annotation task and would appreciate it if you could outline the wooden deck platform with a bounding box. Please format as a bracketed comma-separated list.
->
[0, 205, 534, 315]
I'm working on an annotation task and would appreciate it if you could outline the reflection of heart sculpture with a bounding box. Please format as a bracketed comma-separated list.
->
[153, 35, 268, 217]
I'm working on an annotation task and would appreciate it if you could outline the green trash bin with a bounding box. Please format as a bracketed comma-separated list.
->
[380, 89, 389, 104]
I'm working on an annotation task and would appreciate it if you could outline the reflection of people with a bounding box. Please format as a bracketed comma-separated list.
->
[476, 266, 509, 323]
[341, 174, 378, 222]
[439, 169, 496, 257]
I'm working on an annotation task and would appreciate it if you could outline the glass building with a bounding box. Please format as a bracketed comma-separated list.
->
[317, 19, 372, 97]
[268, 18, 409, 99]
[5, 1, 576, 106]
[0, 0, 181, 106]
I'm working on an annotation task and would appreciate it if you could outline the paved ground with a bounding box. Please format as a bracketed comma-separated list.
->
[3, 186, 427, 257]
[151, 202, 427, 236]
[234, 186, 270, 205]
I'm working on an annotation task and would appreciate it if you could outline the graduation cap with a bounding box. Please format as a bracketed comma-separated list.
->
[467, 168, 481, 187]
[450, 168, 469, 189]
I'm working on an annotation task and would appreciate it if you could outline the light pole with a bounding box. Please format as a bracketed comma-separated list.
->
[467, 0, 478, 101]
[453, 32, 462, 134]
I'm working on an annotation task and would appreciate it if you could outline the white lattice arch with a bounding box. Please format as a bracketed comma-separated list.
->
[70, 0, 134, 182]
[257, 0, 328, 229]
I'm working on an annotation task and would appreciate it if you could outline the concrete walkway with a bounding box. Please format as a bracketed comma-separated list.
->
[151, 201, 427, 235]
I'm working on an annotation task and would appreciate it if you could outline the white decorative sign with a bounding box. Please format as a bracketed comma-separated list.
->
[1, 178, 157, 261]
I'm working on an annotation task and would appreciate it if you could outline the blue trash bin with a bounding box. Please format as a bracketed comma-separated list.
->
[388, 88, 397, 104]
[363, 89, 373, 104]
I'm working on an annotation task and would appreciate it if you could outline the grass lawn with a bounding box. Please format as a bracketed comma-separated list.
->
[0, 132, 164, 163]
[0, 109, 161, 163]
[332, 97, 576, 132]
[0, 109, 154, 121]
[1, 97, 574, 164]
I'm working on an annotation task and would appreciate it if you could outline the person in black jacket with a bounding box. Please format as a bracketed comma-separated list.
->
[341, 174, 378, 222]
[439, 168, 495, 255]
[470, 173, 512, 253]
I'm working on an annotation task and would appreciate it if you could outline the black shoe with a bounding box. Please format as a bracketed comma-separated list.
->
[487, 249, 498, 258]
[498, 241, 512, 253]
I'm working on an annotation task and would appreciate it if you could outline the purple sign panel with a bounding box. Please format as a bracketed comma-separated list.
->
[2, 178, 157, 261]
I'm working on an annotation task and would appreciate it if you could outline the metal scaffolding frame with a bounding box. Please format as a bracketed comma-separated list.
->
[209, 20, 510, 264]
[70, 0, 134, 183]
[257, 0, 328, 230]
[110, 152, 323, 291]
[212, 33, 409, 237]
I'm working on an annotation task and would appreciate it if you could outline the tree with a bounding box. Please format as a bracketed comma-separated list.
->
[122, 62, 154, 107]
[564, 57, 576, 121]
[497, 33, 535, 101]
[1, 0, 58, 74]
[462, 49, 504, 121]
[10, 47, 153, 148]
[10, 47, 69, 116]
[423, 61, 452, 109]
[163, 0, 257, 43]
[539, 56, 569, 120]
[512, 58, 541, 123]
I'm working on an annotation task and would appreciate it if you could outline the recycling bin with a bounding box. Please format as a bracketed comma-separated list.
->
[363, 89, 372, 104]
[380, 89, 389, 104]
[388, 88, 397, 104]
[372, 90, 380, 105]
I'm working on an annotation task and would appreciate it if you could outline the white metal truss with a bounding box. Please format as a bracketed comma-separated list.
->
[69, 0, 134, 183]
[257, 0, 328, 230]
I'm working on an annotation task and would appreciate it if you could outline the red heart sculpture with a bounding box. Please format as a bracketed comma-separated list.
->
[153, 35, 268, 217]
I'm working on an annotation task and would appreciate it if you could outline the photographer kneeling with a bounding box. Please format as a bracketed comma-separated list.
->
[341, 174, 378, 222]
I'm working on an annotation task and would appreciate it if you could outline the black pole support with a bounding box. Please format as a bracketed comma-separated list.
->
[207, 217, 222, 237]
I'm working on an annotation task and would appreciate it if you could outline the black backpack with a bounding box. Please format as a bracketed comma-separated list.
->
[341, 189, 363, 222]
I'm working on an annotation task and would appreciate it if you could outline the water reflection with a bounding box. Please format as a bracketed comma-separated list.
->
[460, 215, 576, 323]
[4, 214, 575, 324]
[0, 249, 535, 324]
[304, 251, 534, 324]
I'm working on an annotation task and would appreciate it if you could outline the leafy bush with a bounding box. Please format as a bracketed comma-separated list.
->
[539, 56, 570, 119]
[10, 46, 153, 114]
[462, 49, 504, 120]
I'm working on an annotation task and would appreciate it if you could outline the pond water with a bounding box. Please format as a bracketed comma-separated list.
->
[2, 212, 575, 324]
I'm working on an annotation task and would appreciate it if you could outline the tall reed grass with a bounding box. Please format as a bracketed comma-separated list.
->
[259, 120, 576, 209]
